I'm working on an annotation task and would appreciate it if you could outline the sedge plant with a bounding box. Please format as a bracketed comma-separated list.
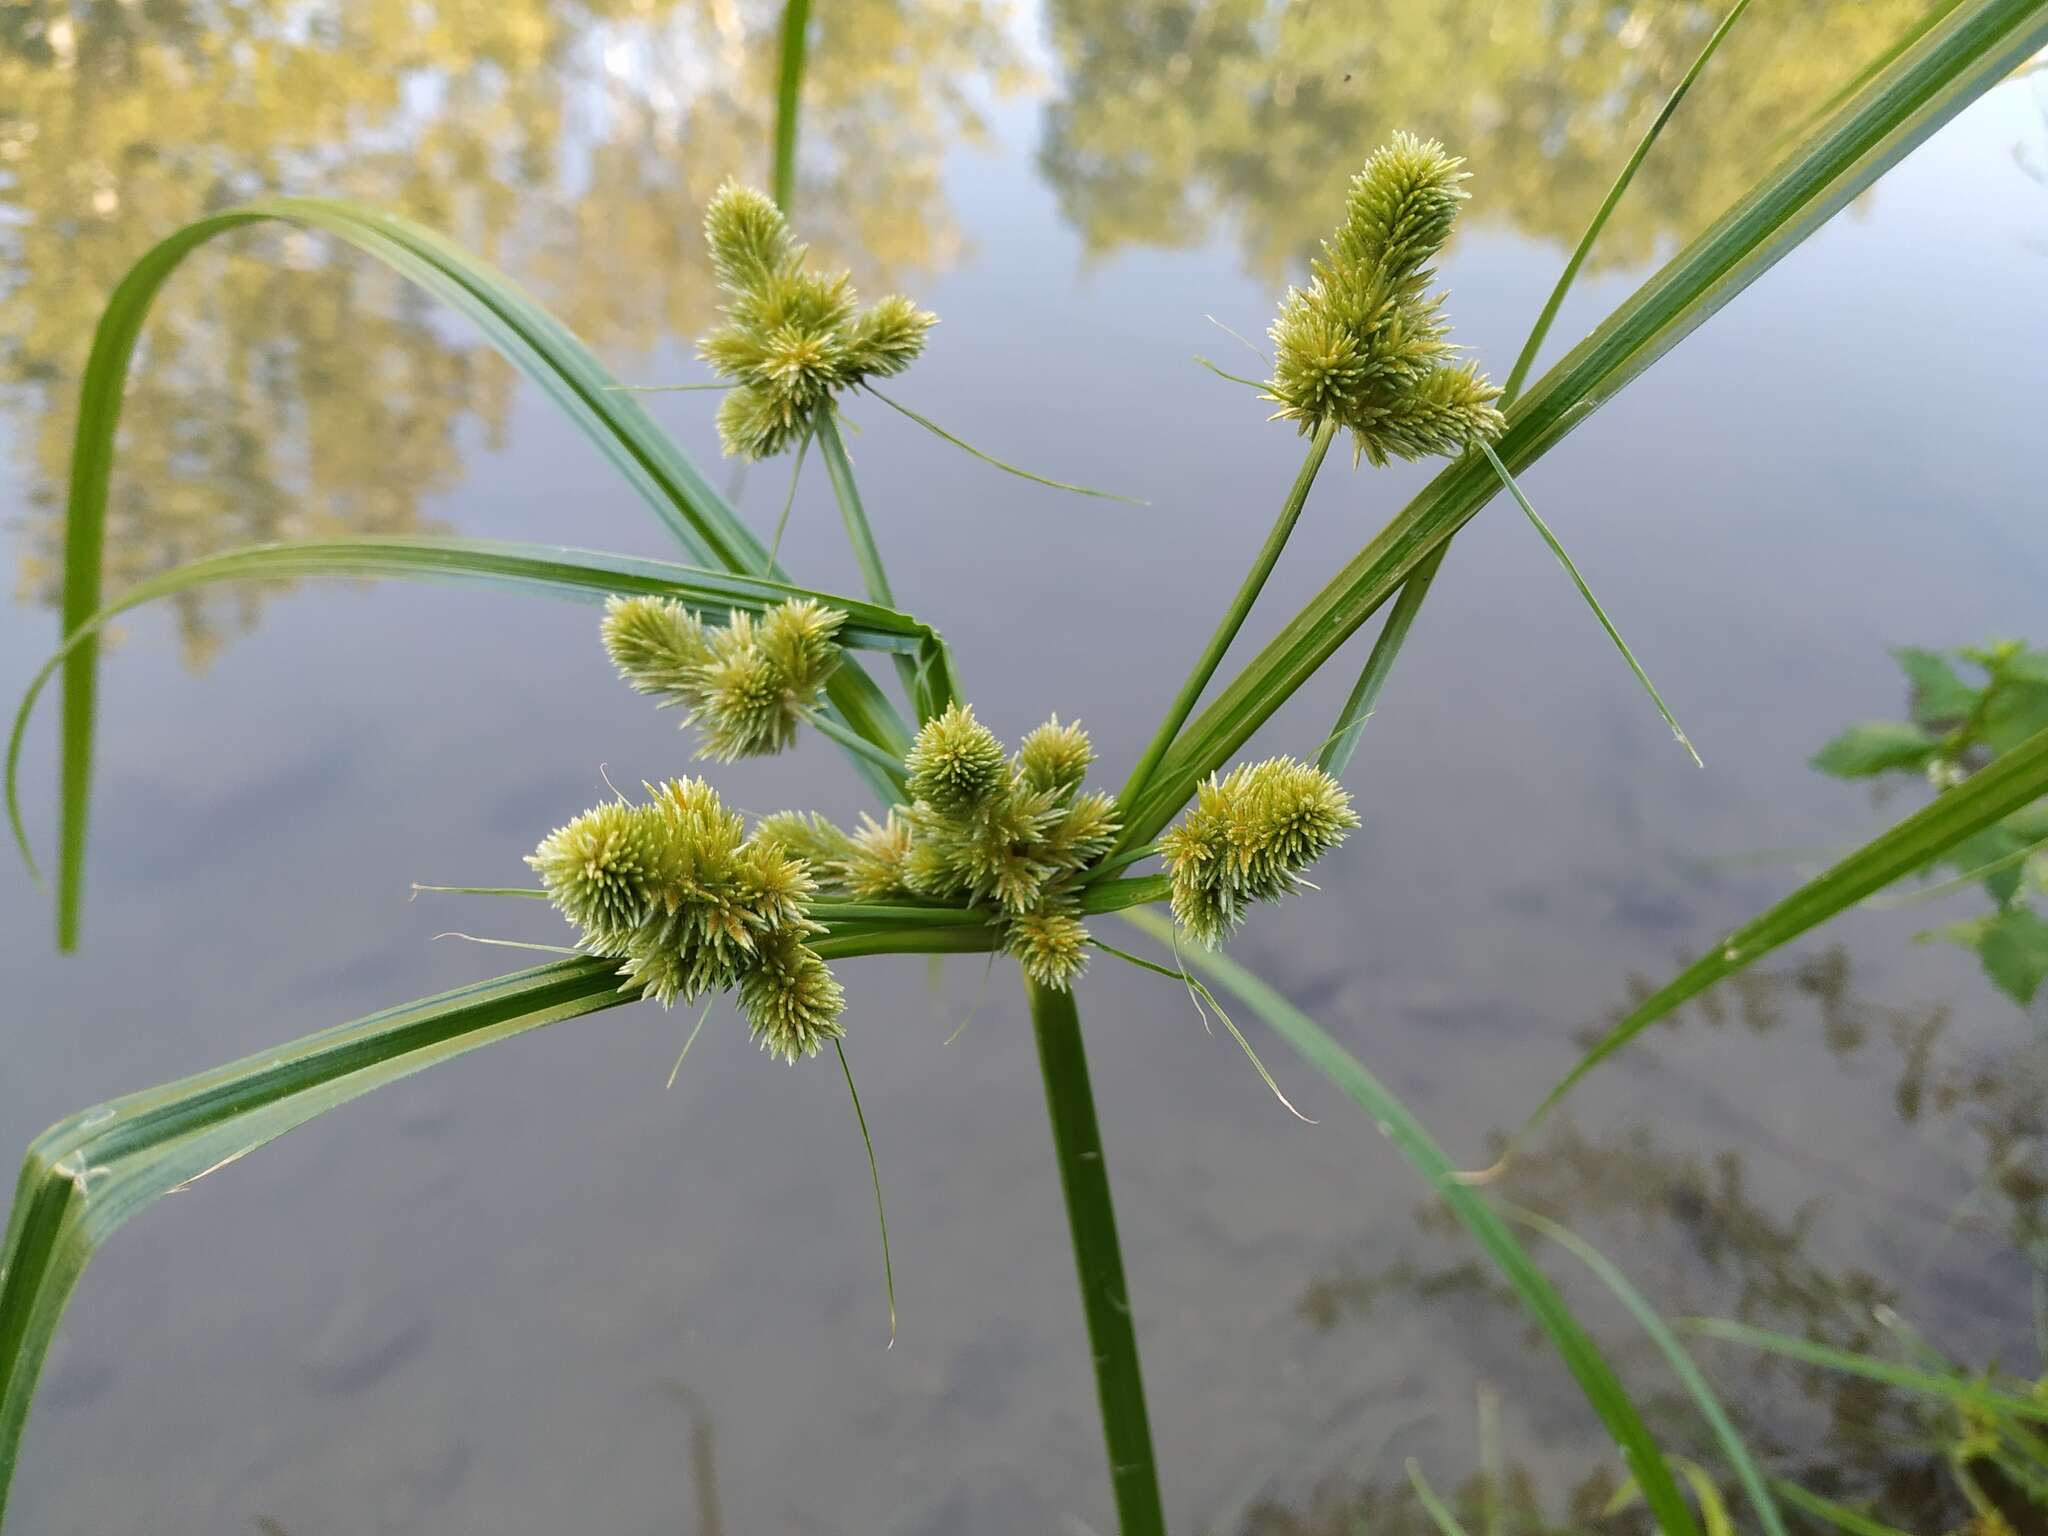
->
[8, 4, 2048, 1532]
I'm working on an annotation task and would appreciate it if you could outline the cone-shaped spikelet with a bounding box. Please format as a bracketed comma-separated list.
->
[905, 703, 1010, 813]
[697, 180, 936, 459]
[1160, 757, 1359, 948]
[528, 779, 846, 1056]
[738, 928, 847, 1062]
[1267, 133, 1504, 467]
[1006, 907, 1092, 989]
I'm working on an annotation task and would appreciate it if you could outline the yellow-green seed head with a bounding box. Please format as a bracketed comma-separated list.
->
[1006, 907, 1092, 989]
[843, 811, 914, 900]
[697, 182, 935, 460]
[527, 799, 666, 950]
[1160, 757, 1359, 947]
[597, 597, 845, 760]
[1018, 715, 1095, 796]
[906, 703, 1010, 813]
[1266, 133, 1503, 467]
[738, 929, 847, 1063]
[602, 595, 709, 697]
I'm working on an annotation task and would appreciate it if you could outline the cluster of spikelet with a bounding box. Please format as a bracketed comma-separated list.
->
[760, 705, 1122, 988]
[1266, 132, 1504, 466]
[1158, 757, 1361, 948]
[697, 181, 936, 459]
[527, 777, 845, 1062]
[601, 594, 843, 760]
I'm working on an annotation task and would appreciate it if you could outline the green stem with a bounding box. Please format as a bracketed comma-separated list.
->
[1117, 418, 1335, 832]
[815, 411, 927, 716]
[770, 0, 810, 212]
[1024, 977, 1165, 1536]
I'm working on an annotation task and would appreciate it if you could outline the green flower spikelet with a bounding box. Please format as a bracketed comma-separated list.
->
[698, 181, 937, 459]
[601, 594, 844, 760]
[1266, 133, 1504, 467]
[770, 706, 1121, 989]
[528, 777, 845, 1059]
[1160, 757, 1360, 948]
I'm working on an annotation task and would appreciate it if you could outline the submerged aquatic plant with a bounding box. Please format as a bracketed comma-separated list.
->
[698, 180, 936, 459]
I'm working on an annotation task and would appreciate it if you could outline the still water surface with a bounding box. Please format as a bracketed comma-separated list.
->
[3, 4, 2047, 1531]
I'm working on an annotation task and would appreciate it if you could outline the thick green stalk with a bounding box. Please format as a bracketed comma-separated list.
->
[1116, 417, 1335, 828]
[815, 411, 930, 717]
[1024, 977, 1165, 1536]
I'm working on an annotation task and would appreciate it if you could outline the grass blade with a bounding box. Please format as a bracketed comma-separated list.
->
[1500, 0, 1761, 404]
[833, 1042, 896, 1345]
[11, 535, 952, 879]
[1316, 0, 1755, 784]
[51, 198, 915, 950]
[862, 386, 1146, 504]
[1117, 911, 1700, 1536]
[1119, 0, 2048, 847]
[1508, 1206, 1786, 1536]
[772, 0, 811, 212]
[1685, 1319, 2048, 1421]
[1517, 725, 2048, 1141]
[0, 958, 630, 1527]
[1317, 543, 1445, 778]
[1477, 441, 1701, 767]
[1025, 976, 1166, 1536]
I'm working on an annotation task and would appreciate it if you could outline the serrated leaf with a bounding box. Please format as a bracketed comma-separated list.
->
[1811, 720, 1938, 778]
[1982, 682, 2048, 757]
[1938, 825, 2029, 906]
[1976, 906, 2048, 1006]
[1892, 646, 1980, 726]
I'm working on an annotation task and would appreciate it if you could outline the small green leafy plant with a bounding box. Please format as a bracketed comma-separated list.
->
[1814, 642, 2048, 1004]
[6, 4, 2048, 1533]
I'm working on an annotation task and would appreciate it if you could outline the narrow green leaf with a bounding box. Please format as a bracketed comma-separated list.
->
[863, 385, 1146, 505]
[51, 197, 916, 950]
[1118, 911, 1701, 1536]
[1316, 544, 1444, 779]
[1477, 441, 1701, 767]
[834, 1042, 896, 1345]
[771, 0, 811, 212]
[1518, 726, 2048, 1138]
[1508, 1206, 1787, 1536]
[1321, 0, 1755, 784]
[13, 536, 944, 879]
[1499, 0, 1759, 403]
[1811, 721, 1939, 778]
[765, 429, 812, 573]
[1685, 1318, 2048, 1422]
[0, 958, 630, 1527]
[1120, 0, 2048, 847]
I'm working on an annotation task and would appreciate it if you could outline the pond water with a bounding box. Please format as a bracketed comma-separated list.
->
[3, 4, 2047, 1532]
